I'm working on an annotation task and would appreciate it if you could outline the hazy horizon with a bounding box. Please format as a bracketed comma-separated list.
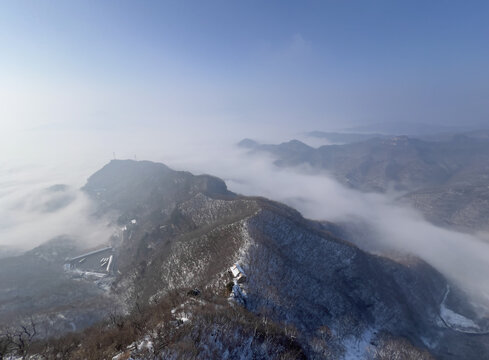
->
[1, 1, 488, 146]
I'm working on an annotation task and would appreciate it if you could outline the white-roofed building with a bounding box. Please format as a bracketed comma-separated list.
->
[229, 263, 247, 283]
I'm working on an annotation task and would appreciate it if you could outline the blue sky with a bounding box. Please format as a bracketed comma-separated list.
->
[1, 0, 488, 137]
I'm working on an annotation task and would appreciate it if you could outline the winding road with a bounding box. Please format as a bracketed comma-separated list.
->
[439, 285, 489, 335]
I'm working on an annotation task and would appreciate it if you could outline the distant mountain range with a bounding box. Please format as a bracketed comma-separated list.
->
[306, 128, 489, 144]
[239, 133, 489, 232]
[341, 121, 486, 136]
[305, 131, 390, 144]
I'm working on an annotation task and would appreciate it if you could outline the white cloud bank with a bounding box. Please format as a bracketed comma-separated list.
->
[1, 128, 489, 308]
[0, 163, 113, 251]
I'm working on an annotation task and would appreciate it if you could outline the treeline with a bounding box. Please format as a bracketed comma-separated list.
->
[1, 285, 434, 360]
[1, 288, 306, 360]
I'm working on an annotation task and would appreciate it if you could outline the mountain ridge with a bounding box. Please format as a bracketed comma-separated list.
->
[79, 160, 488, 359]
[239, 135, 489, 232]
[2, 159, 488, 359]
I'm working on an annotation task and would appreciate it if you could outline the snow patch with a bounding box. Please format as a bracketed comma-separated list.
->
[341, 328, 375, 360]
[440, 285, 481, 333]
[441, 303, 479, 330]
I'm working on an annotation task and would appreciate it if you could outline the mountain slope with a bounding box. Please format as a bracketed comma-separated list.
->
[240, 135, 489, 231]
[74, 160, 489, 359]
[4, 160, 486, 359]
[0, 237, 115, 336]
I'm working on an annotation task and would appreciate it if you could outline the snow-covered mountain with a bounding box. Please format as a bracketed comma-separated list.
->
[84, 160, 489, 358]
[2, 160, 488, 359]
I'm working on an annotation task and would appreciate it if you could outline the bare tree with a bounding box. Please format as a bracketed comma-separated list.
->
[0, 332, 13, 360]
[1, 318, 37, 359]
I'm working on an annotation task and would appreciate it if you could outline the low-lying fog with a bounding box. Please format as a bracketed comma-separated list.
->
[2, 128, 489, 307]
[0, 163, 113, 251]
[171, 143, 489, 306]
